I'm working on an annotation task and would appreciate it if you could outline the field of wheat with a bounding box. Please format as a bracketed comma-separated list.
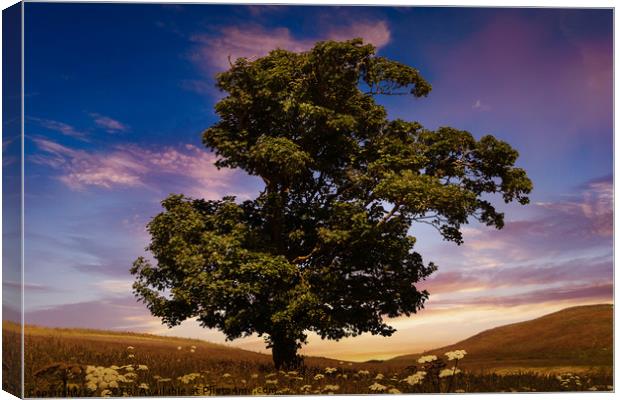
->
[2, 323, 613, 397]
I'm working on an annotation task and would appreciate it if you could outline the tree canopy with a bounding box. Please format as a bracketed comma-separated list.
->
[131, 39, 532, 369]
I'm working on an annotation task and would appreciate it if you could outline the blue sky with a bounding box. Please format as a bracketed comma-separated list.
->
[10, 4, 612, 359]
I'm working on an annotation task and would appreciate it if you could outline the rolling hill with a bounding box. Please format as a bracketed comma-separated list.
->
[4, 303, 613, 378]
[386, 304, 613, 372]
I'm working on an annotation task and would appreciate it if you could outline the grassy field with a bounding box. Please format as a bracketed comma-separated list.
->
[2, 305, 613, 397]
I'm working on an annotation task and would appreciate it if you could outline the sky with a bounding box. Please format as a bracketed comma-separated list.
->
[5, 4, 612, 361]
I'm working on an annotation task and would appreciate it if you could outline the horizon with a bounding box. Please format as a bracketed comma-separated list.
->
[8, 303, 613, 362]
[4, 4, 613, 361]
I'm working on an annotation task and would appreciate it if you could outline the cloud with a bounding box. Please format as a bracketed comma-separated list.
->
[422, 255, 612, 296]
[25, 296, 158, 331]
[179, 79, 213, 95]
[418, 12, 612, 149]
[189, 20, 391, 73]
[30, 138, 145, 189]
[95, 279, 134, 295]
[472, 99, 491, 111]
[28, 117, 88, 140]
[413, 175, 612, 312]
[89, 113, 130, 133]
[30, 138, 254, 199]
[431, 282, 612, 308]
[4, 281, 57, 292]
[455, 175, 613, 263]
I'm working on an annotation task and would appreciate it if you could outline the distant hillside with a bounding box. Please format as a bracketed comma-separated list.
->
[387, 304, 613, 371]
[4, 321, 343, 368]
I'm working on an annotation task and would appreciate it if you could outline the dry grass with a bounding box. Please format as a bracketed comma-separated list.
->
[388, 304, 613, 372]
[1, 313, 611, 397]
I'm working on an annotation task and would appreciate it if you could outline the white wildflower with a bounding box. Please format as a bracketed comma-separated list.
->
[369, 382, 387, 392]
[100, 389, 112, 397]
[127, 346, 134, 350]
[417, 355, 437, 364]
[439, 368, 461, 378]
[358, 370, 370, 376]
[139, 383, 149, 390]
[251, 387, 265, 395]
[323, 384, 340, 393]
[388, 388, 402, 394]
[325, 367, 337, 374]
[445, 350, 467, 360]
[314, 373, 325, 381]
[403, 371, 426, 386]
[374, 373, 384, 380]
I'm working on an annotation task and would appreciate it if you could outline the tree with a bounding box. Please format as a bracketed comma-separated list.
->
[131, 39, 532, 370]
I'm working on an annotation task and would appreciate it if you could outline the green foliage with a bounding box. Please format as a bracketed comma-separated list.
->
[131, 39, 532, 368]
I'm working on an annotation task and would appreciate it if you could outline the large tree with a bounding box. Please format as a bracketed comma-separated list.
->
[131, 39, 532, 370]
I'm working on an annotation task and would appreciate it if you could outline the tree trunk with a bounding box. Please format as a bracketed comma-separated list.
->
[270, 333, 303, 370]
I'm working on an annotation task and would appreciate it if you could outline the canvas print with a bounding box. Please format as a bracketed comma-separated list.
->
[2, 2, 613, 398]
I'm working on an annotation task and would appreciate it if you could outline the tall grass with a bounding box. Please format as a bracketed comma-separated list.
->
[4, 324, 612, 397]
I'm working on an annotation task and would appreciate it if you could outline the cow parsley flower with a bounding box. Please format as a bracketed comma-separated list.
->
[314, 374, 325, 381]
[445, 350, 467, 360]
[369, 382, 387, 392]
[439, 368, 461, 378]
[417, 355, 437, 364]
[403, 371, 426, 386]
[325, 367, 337, 374]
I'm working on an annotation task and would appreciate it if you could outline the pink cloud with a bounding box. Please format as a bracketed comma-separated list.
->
[449, 175, 613, 265]
[30, 138, 250, 200]
[89, 113, 130, 133]
[431, 282, 612, 308]
[25, 296, 156, 331]
[422, 256, 611, 296]
[189, 20, 391, 73]
[29, 117, 88, 140]
[413, 13, 612, 154]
